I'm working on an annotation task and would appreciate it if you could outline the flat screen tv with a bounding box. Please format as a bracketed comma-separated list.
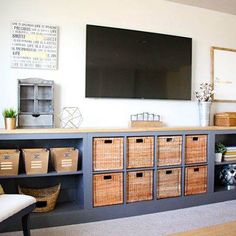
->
[86, 25, 192, 100]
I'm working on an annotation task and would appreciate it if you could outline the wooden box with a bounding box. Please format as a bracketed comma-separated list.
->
[214, 112, 236, 126]
[127, 136, 154, 168]
[157, 168, 181, 199]
[157, 136, 182, 166]
[50, 147, 79, 173]
[185, 166, 207, 195]
[93, 137, 123, 171]
[0, 149, 20, 176]
[185, 135, 207, 164]
[127, 170, 153, 203]
[22, 148, 49, 175]
[93, 172, 123, 207]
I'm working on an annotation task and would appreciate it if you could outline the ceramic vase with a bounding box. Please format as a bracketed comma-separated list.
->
[198, 101, 212, 127]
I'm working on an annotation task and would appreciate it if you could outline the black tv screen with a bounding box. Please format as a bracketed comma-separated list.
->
[86, 25, 192, 100]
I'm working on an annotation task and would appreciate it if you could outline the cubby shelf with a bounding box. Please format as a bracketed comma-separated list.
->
[214, 185, 236, 192]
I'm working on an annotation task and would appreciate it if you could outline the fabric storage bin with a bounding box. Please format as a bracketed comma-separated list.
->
[185, 165, 207, 195]
[93, 137, 123, 171]
[93, 172, 123, 207]
[0, 149, 20, 176]
[157, 168, 181, 199]
[50, 147, 79, 173]
[127, 136, 154, 168]
[185, 135, 207, 164]
[22, 148, 49, 175]
[157, 136, 182, 166]
[127, 170, 153, 203]
[19, 184, 60, 212]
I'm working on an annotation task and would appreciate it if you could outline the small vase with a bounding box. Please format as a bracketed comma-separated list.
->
[198, 101, 212, 127]
[4, 118, 16, 130]
[215, 153, 223, 163]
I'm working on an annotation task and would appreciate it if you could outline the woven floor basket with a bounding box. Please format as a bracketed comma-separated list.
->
[18, 183, 61, 212]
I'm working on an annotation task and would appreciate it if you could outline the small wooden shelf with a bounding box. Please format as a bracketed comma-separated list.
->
[0, 170, 83, 179]
[215, 161, 236, 165]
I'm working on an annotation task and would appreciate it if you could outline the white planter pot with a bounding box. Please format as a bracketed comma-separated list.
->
[215, 153, 223, 163]
[198, 101, 212, 127]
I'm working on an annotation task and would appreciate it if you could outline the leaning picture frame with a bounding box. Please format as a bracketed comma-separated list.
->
[211, 46, 236, 102]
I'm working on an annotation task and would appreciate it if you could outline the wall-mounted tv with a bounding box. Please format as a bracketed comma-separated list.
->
[86, 25, 192, 100]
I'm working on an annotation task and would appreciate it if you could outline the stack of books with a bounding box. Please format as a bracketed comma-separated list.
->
[224, 146, 236, 161]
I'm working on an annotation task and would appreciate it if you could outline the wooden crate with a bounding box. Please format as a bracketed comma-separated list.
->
[127, 170, 153, 203]
[185, 135, 207, 164]
[157, 136, 182, 166]
[93, 137, 123, 171]
[157, 168, 181, 199]
[214, 112, 236, 126]
[127, 136, 154, 168]
[93, 172, 123, 207]
[22, 148, 49, 175]
[185, 165, 207, 195]
[0, 149, 20, 176]
[50, 147, 79, 173]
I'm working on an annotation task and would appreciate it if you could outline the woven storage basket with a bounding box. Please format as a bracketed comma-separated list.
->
[50, 147, 79, 173]
[157, 168, 181, 199]
[127, 136, 154, 168]
[93, 137, 123, 171]
[93, 172, 123, 207]
[127, 170, 153, 203]
[185, 166, 207, 195]
[18, 183, 61, 212]
[0, 149, 20, 176]
[157, 136, 182, 166]
[22, 148, 49, 175]
[185, 135, 207, 164]
[214, 112, 236, 126]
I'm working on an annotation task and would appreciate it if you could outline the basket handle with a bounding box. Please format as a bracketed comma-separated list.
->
[192, 137, 199, 141]
[64, 152, 71, 158]
[3, 155, 10, 160]
[136, 172, 143, 178]
[194, 168, 199, 172]
[166, 138, 173, 142]
[166, 170, 172, 175]
[136, 138, 144, 143]
[33, 154, 40, 159]
[104, 140, 112, 144]
[104, 175, 112, 180]
[36, 201, 47, 208]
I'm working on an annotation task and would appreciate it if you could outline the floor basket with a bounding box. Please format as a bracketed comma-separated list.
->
[18, 183, 61, 212]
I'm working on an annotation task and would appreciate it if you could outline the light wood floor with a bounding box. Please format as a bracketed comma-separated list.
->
[171, 220, 236, 236]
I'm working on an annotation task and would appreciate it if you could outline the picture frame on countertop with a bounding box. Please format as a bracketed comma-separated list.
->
[211, 46, 236, 102]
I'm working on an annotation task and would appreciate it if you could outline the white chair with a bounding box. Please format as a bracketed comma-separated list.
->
[0, 194, 36, 236]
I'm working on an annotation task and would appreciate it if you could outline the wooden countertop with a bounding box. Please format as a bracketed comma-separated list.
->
[0, 126, 236, 134]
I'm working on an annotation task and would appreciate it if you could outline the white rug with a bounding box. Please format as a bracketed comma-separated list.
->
[1, 200, 236, 236]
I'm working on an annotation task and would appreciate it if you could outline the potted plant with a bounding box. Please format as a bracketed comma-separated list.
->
[2, 108, 17, 130]
[195, 82, 214, 127]
[215, 142, 226, 163]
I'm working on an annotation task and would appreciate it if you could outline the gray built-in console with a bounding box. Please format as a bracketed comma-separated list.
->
[18, 78, 54, 128]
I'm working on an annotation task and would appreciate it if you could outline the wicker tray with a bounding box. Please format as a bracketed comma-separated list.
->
[18, 183, 61, 212]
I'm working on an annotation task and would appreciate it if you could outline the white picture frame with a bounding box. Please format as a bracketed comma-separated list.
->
[211, 46, 236, 102]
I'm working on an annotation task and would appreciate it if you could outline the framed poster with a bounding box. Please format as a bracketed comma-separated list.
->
[11, 21, 58, 70]
[211, 46, 236, 102]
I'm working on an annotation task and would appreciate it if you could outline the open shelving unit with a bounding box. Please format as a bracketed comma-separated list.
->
[1, 127, 236, 232]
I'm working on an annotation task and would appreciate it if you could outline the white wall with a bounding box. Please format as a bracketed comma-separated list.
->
[1, 0, 236, 128]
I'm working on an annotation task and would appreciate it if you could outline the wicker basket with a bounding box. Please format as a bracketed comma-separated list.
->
[22, 148, 49, 175]
[127, 170, 153, 203]
[0, 149, 20, 176]
[185, 166, 207, 195]
[157, 136, 182, 166]
[214, 112, 236, 126]
[50, 147, 79, 173]
[93, 172, 123, 207]
[185, 135, 207, 164]
[93, 137, 123, 171]
[127, 136, 154, 168]
[18, 184, 61, 212]
[157, 168, 181, 199]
